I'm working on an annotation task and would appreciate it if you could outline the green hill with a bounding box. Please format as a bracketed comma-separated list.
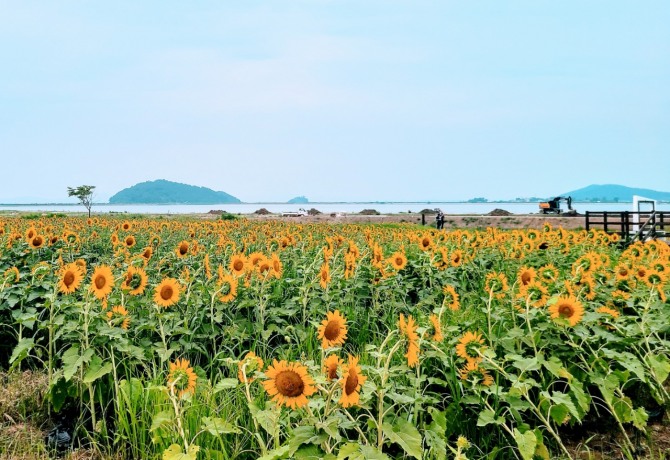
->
[561, 184, 670, 202]
[287, 196, 309, 204]
[109, 180, 241, 204]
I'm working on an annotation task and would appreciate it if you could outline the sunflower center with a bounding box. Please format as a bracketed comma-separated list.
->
[344, 371, 359, 395]
[275, 370, 304, 397]
[558, 304, 575, 318]
[160, 285, 174, 300]
[521, 273, 532, 285]
[233, 260, 244, 271]
[323, 321, 340, 340]
[327, 365, 338, 380]
[179, 243, 188, 255]
[395, 257, 403, 266]
[321, 270, 329, 281]
[95, 275, 107, 289]
[64, 271, 75, 287]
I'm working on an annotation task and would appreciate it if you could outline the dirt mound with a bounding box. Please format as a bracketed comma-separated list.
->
[359, 209, 380, 215]
[488, 208, 513, 216]
[254, 208, 271, 215]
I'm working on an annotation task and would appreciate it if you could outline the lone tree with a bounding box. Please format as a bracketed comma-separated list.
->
[67, 185, 96, 217]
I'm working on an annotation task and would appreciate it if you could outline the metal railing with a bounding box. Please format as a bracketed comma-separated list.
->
[585, 211, 669, 243]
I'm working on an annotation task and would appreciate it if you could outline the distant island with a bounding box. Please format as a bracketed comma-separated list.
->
[560, 184, 670, 202]
[109, 180, 241, 204]
[287, 196, 309, 204]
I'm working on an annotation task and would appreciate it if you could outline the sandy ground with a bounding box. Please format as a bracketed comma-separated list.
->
[237, 212, 587, 230]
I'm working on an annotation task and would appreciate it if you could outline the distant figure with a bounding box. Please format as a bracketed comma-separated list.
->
[435, 209, 445, 230]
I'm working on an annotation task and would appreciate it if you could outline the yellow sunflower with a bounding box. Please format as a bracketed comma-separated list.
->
[455, 331, 486, 364]
[398, 314, 420, 367]
[596, 306, 620, 319]
[121, 266, 148, 296]
[154, 277, 181, 308]
[238, 351, 264, 383]
[319, 262, 331, 289]
[517, 266, 536, 288]
[270, 253, 283, 279]
[324, 354, 342, 380]
[175, 240, 190, 258]
[58, 263, 83, 294]
[217, 269, 238, 303]
[450, 249, 464, 267]
[262, 360, 316, 409]
[4, 266, 20, 284]
[30, 235, 45, 249]
[485, 272, 509, 300]
[317, 310, 348, 349]
[90, 265, 114, 299]
[418, 234, 434, 251]
[106, 305, 130, 330]
[429, 314, 443, 342]
[124, 235, 136, 248]
[442, 285, 460, 310]
[389, 251, 408, 271]
[339, 355, 367, 408]
[548, 295, 585, 327]
[141, 246, 153, 262]
[459, 360, 493, 386]
[168, 358, 197, 398]
[229, 253, 248, 277]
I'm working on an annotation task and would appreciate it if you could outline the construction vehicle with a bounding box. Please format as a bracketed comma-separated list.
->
[539, 196, 576, 215]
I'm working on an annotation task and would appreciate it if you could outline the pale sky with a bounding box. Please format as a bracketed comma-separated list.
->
[1, 1, 668, 203]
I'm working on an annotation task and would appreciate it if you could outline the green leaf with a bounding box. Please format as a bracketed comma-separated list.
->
[83, 355, 113, 383]
[603, 349, 647, 383]
[213, 378, 239, 393]
[258, 445, 291, 460]
[630, 407, 649, 431]
[647, 354, 670, 383]
[382, 418, 422, 460]
[508, 355, 542, 374]
[150, 410, 174, 433]
[542, 356, 571, 380]
[9, 338, 34, 370]
[425, 407, 447, 460]
[294, 445, 336, 460]
[288, 426, 328, 455]
[162, 443, 200, 460]
[337, 443, 362, 460]
[358, 445, 391, 460]
[62, 346, 94, 381]
[476, 409, 504, 427]
[513, 428, 537, 460]
[569, 378, 591, 418]
[548, 391, 580, 421]
[201, 417, 240, 435]
[249, 403, 280, 436]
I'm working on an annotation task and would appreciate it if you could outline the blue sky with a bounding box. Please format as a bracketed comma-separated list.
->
[1, 1, 668, 203]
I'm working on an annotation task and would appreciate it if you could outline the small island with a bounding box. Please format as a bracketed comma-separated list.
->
[109, 179, 241, 204]
[287, 196, 309, 204]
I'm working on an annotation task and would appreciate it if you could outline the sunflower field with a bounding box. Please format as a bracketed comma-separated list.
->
[1, 215, 669, 459]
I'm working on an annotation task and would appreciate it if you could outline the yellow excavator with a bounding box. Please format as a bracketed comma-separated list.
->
[539, 196, 576, 215]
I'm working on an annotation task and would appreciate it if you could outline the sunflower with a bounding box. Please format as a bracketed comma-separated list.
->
[450, 249, 464, 267]
[418, 234, 434, 251]
[229, 253, 248, 277]
[217, 269, 238, 303]
[175, 240, 190, 258]
[319, 262, 331, 289]
[324, 354, 342, 380]
[238, 351, 264, 383]
[90, 265, 114, 299]
[517, 266, 536, 288]
[596, 306, 620, 319]
[4, 266, 20, 284]
[459, 361, 493, 386]
[270, 253, 283, 279]
[389, 251, 407, 271]
[124, 235, 136, 248]
[339, 355, 366, 408]
[429, 314, 443, 342]
[167, 358, 197, 398]
[121, 221, 132, 231]
[485, 272, 509, 299]
[548, 295, 585, 327]
[442, 285, 460, 310]
[539, 264, 559, 282]
[317, 310, 348, 349]
[517, 281, 548, 308]
[141, 246, 153, 262]
[455, 331, 486, 364]
[58, 263, 84, 294]
[262, 360, 316, 409]
[106, 305, 130, 330]
[121, 266, 148, 296]
[154, 277, 181, 308]
[249, 252, 265, 269]
[30, 235, 45, 249]
[398, 314, 420, 367]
